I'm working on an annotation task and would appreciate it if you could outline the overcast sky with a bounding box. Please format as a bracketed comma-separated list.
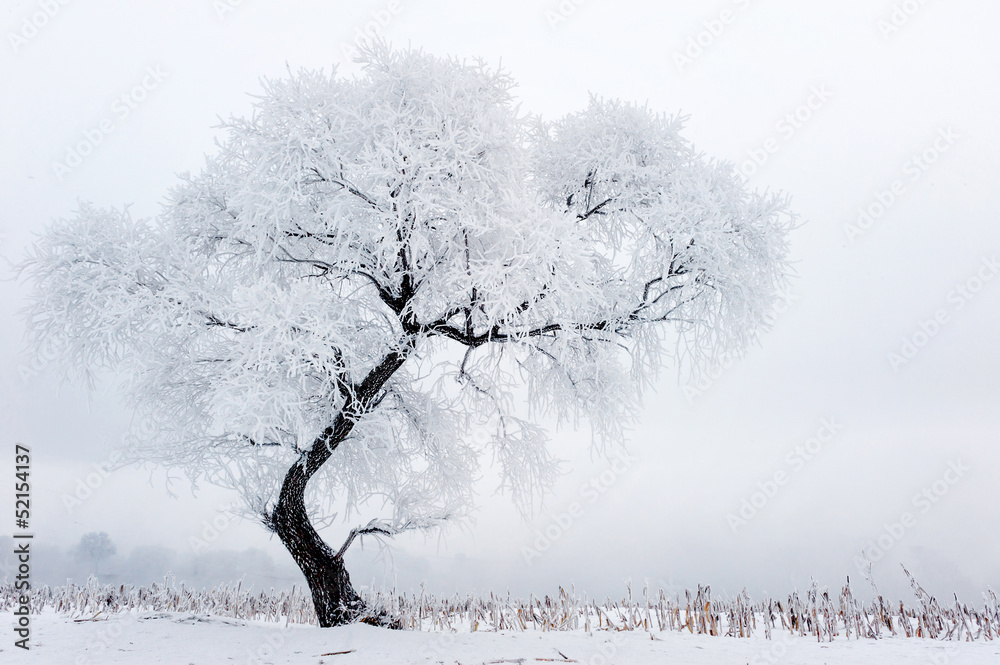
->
[2, 0, 998, 603]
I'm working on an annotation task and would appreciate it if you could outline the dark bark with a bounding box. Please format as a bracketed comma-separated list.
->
[270, 448, 365, 626]
[268, 350, 408, 627]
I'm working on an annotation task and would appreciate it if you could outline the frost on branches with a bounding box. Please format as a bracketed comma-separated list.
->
[22, 44, 795, 626]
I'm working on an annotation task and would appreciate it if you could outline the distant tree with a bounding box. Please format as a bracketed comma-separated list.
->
[73, 532, 116, 577]
[21, 44, 795, 625]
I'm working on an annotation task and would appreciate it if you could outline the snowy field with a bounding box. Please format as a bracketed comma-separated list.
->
[8, 610, 1000, 665]
[6, 577, 1000, 664]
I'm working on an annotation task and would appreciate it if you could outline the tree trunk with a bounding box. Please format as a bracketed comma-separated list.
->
[270, 459, 365, 627]
[269, 349, 410, 627]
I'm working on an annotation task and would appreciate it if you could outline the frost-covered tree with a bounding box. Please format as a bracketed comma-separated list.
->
[22, 44, 794, 626]
[73, 531, 116, 577]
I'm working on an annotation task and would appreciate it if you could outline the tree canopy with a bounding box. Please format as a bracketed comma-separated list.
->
[23, 43, 794, 543]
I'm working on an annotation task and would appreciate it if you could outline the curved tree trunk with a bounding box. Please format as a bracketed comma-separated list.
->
[271, 457, 365, 626]
[269, 349, 409, 627]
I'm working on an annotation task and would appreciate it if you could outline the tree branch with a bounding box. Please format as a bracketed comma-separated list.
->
[577, 196, 614, 221]
[203, 313, 251, 333]
[305, 167, 382, 211]
[334, 517, 448, 560]
[333, 519, 396, 559]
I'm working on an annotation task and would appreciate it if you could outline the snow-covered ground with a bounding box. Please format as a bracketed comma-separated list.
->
[7, 611, 1000, 665]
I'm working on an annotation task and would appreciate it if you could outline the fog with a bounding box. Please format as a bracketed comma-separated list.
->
[2, 0, 998, 605]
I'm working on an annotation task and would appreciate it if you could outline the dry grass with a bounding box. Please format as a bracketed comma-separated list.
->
[2, 574, 997, 641]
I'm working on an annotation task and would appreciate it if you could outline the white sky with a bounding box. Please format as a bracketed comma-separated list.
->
[2, 0, 998, 603]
